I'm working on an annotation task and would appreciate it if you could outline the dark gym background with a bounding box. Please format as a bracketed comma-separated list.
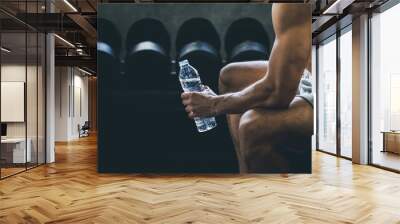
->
[98, 4, 274, 61]
[97, 4, 274, 173]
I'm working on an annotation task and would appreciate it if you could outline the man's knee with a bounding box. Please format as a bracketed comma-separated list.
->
[218, 62, 241, 93]
[238, 110, 280, 150]
[238, 110, 286, 172]
[219, 61, 268, 94]
[238, 110, 257, 142]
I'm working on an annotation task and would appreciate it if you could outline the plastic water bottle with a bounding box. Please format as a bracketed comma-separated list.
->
[179, 60, 217, 132]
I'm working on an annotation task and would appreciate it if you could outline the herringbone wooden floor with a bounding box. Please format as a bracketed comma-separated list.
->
[1, 135, 400, 224]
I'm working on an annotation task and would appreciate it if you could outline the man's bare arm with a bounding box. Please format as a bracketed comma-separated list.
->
[210, 4, 311, 115]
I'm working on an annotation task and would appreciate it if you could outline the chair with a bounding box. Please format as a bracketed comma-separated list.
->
[79, 121, 90, 138]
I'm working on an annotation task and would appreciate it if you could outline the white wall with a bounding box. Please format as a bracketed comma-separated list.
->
[55, 66, 89, 141]
[1, 65, 26, 140]
[1, 63, 46, 164]
[55, 66, 70, 141]
[72, 73, 89, 138]
[1, 65, 37, 138]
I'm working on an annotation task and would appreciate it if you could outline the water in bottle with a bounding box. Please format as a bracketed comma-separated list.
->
[178, 60, 217, 132]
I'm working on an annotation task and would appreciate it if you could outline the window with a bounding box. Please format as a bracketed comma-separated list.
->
[317, 36, 337, 154]
[339, 28, 352, 158]
[370, 2, 400, 171]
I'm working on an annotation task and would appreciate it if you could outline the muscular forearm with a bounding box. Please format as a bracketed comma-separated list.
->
[214, 77, 294, 115]
[213, 82, 265, 115]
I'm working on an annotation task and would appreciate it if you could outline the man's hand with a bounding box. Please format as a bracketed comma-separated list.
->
[181, 86, 218, 118]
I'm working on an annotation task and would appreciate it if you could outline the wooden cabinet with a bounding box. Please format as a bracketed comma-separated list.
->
[382, 132, 400, 154]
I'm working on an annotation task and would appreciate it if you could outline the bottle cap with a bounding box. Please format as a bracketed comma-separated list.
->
[179, 60, 189, 67]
